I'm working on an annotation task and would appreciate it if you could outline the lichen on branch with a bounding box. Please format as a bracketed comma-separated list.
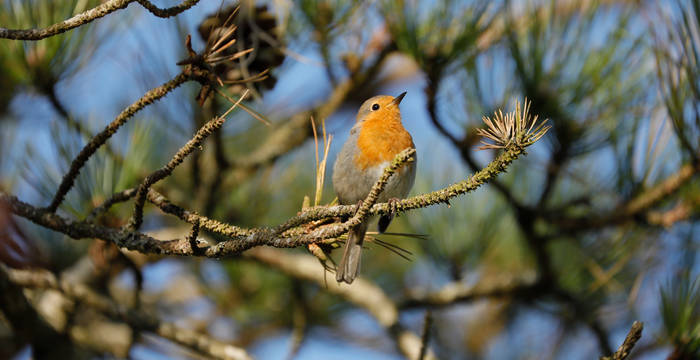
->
[2, 100, 549, 258]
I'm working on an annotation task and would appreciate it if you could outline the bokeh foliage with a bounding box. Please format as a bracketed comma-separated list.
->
[1, 0, 699, 359]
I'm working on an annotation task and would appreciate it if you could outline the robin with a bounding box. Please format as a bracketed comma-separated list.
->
[333, 92, 416, 284]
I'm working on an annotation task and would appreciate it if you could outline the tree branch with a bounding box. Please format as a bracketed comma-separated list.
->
[3, 101, 546, 264]
[147, 189, 252, 237]
[128, 94, 247, 230]
[0, 135, 529, 264]
[0, 0, 131, 40]
[0, 0, 200, 41]
[48, 72, 191, 212]
[552, 162, 700, 231]
[600, 321, 643, 360]
[246, 247, 436, 360]
[0, 266, 79, 359]
[5, 266, 252, 360]
[86, 188, 138, 221]
[275, 141, 530, 233]
[135, 0, 201, 18]
[0, 132, 533, 260]
[400, 273, 539, 309]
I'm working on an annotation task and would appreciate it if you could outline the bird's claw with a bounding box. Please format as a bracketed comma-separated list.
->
[387, 197, 401, 217]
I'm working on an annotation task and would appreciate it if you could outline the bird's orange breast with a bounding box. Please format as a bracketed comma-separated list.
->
[354, 113, 414, 170]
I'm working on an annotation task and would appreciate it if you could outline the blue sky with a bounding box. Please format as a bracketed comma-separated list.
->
[3, 1, 694, 359]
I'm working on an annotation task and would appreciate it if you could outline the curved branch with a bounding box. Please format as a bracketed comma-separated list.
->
[128, 94, 247, 230]
[4, 100, 546, 259]
[246, 247, 436, 360]
[0, 266, 78, 358]
[551, 162, 700, 231]
[400, 273, 539, 309]
[147, 189, 252, 237]
[0, 140, 527, 257]
[0, 0, 201, 41]
[48, 72, 190, 212]
[135, 0, 201, 18]
[6, 266, 252, 360]
[0, 0, 131, 40]
[275, 142, 528, 233]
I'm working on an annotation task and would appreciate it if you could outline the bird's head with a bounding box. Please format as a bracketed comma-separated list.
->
[355, 92, 406, 124]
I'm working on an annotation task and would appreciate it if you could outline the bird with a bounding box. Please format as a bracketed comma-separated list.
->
[332, 92, 416, 284]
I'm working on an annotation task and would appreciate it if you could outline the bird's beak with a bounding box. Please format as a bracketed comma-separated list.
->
[391, 92, 407, 106]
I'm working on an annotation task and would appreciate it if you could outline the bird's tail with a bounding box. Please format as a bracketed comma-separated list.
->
[336, 222, 368, 284]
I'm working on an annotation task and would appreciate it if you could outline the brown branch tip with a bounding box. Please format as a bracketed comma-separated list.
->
[476, 98, 551, 150]
[601, 321, 643, 360]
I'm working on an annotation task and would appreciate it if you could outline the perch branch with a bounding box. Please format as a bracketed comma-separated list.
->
[283, 148, 416, 241]
[0, 131, 535, 258]
[275, 140, 530, 233]
[2, 101, 547, 259]
[0, 139, 530, 257]
[147, 189, 252, 237]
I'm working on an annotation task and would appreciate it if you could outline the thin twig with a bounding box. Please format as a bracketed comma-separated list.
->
[552, 162, 700, 231]
[135, 0, 201, 18]
[48, 72, 191, 212]
[86, 188, 137, 221]
[128, 91, 248, 230]
[147, 189, 252, 237]
[0, 0, 131, 40]
[600, 321, 643, 360]
[0, 0, 200, 41]
[0, 135, 532, 257]
[418, 311, 433, 360]
[246, 247, 437, 360]
[6, 266, 252, 360]
[275, 141, 530, 234]
[187, 219, 202, 255]
[400, 273, 539, 309]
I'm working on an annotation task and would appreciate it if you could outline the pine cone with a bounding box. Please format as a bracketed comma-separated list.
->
[198, 4, 285, 95]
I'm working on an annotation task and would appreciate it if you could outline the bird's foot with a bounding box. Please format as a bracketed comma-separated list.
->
[378, 198, 401, 233]
[387, 197, 401, 217]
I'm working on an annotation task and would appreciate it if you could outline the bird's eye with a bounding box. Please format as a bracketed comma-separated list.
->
[371, 103, 380, 111]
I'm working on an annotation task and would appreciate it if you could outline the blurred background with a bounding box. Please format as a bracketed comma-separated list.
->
[1, 0, 699, 359]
